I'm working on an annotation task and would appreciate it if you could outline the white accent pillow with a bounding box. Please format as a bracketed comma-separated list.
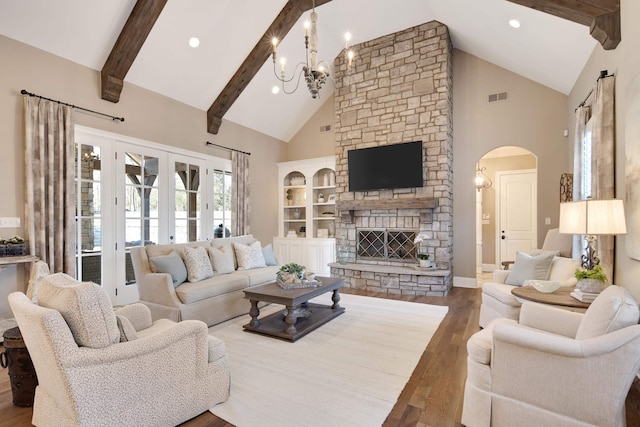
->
[182, 246, 214, 282]
[505, 251, 555, 286]
[233, 241, 267, 270]
[208, 245, 235, 275]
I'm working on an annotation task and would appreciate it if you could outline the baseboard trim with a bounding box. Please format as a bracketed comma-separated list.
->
[482, 263, 496, 272]
[453, 276, 478, 289]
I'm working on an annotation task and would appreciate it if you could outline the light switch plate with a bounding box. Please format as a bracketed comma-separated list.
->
[0, 217, 21, 228]
[545, 217, 551, 225]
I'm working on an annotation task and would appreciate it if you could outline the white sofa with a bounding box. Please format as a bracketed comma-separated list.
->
[462, 285, 640, 427]
[479, 255, 580, 328]
[131, 234, 280, 327]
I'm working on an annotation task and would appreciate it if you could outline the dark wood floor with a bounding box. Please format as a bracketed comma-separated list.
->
[2, 287, 639, 426]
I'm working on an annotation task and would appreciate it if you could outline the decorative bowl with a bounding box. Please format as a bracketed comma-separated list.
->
[530, 280, 560, 293]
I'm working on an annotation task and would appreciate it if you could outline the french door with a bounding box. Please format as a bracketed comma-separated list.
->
[75, 126, 231, 305]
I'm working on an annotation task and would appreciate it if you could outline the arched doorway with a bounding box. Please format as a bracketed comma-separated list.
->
[476, 146, 538, 274]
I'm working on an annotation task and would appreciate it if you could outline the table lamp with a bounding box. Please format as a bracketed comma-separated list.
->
[559, 199, 627, 270]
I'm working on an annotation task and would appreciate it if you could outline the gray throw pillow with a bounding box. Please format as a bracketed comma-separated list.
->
[262, 244, 278, 266]
[150, 251, 187, 287]
[505, 251, 555, 286]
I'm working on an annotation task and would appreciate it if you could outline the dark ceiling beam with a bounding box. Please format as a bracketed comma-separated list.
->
[506, 0, 620, 50]
[206, 0, 332, 135]
[101, 0, 168, 103]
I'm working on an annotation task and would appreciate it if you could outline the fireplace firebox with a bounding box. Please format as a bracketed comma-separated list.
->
[357, 229, 417, 262]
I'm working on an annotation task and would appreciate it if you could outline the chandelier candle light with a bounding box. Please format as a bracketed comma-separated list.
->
[271, 1, 354, 98]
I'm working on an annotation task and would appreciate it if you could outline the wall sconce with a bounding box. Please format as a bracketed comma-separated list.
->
[475, 166, 492, 191]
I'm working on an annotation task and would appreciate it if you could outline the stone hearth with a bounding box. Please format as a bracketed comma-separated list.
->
[330, 21, 453, 296]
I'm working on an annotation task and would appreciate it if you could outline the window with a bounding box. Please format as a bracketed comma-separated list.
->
[581, 119, 593, 199]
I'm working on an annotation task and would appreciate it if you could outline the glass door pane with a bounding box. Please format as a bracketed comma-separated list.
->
[76, 144, 103, 283]
[212, 168, 232, 238]
[173, 160, 202, 243]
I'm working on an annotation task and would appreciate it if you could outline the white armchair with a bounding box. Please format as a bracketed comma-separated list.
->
[462, 285, 640, 427]
[8, 273, 230, 427]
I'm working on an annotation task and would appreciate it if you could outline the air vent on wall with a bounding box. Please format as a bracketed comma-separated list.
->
[488, 91, 508, 103]
[319, 125, 331, 132]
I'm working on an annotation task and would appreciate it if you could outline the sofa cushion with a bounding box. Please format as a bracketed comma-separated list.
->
[208, 245, 235, 274]
[150, 251, 188, 287]
[183, 246, 214, 282]
[234, 241, 267, 270]
[238, 265, 281, 286]
[211, 234, 257, 269]
[575, 285, 640, 339]
[505, 251, 555, 286]
[37, 273, 120, 348]
[482, 282, 521, 306]
[262, 244, 278, 266]
[174, 272, 250, 304]
[548, 256, 580, 286]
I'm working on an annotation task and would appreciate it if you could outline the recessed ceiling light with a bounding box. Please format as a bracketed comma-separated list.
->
[188, 37, 200, 48]
[272, 86, 280, 95]
[509, 19, 521, 29]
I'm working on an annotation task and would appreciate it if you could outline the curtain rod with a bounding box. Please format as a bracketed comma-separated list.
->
[20, 89, 125, 122]
[205, 141, 251, 156]
[575, 70, 614, 111]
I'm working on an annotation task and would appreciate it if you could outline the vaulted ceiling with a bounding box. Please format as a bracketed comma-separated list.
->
[0, 0, 616, 142]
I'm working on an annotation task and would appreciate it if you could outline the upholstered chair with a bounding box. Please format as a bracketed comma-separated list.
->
[479, 228, 579, 328]
[462, 285, 640, 427]
[8, 272, 230, 427]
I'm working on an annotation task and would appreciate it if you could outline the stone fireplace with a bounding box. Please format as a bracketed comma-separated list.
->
[330, 21, 453, 296]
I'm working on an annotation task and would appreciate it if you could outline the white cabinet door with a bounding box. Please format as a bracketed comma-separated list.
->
[273, 238, 334, 276]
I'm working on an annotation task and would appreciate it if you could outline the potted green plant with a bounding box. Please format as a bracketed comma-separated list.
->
[574, 265, 607, 293]
[417, 253, 432, 268]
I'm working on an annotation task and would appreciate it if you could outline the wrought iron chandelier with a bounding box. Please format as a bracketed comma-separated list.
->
[271, 1, 353, 98]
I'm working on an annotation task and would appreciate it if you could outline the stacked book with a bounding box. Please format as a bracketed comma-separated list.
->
[570, 288, 600, 303]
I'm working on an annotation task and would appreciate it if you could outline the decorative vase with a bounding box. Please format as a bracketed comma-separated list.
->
[329, 171, 335, 186]
[577, 278, 605, 293]
[293, 209, 301, 220]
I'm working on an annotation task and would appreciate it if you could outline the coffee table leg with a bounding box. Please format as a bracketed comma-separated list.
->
[284, 305, 297, 335]
[331, 289, 341, 309]
[249, 299, 260, 327]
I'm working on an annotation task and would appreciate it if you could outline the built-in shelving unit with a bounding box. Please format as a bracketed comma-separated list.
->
[276, 156, 336, 276]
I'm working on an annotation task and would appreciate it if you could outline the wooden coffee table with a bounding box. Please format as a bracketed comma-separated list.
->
[243, 276, 345, 342]
[511, 286, 591, 311]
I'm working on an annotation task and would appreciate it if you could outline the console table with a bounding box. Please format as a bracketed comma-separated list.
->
[0, 255, 39, 271]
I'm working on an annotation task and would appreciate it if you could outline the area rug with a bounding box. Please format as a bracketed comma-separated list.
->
[209, 293, 448, 427]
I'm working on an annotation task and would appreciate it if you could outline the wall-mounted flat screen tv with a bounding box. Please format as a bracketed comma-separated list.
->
[348, 141, 423, 192]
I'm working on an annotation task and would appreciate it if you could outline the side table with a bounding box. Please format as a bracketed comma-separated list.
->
[511, 286, 591, 312]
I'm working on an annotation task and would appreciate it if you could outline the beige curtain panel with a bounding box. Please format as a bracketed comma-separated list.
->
[231, 150, 250, 237]
[24, 96, 76, 275]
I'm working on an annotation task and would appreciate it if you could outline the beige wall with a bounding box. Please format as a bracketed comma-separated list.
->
[452, 49, 570, 280]
[567, 0, 640, 299]
[479, 154, 537, 264]
[0, 35, 287, 317]
[287, 95, 335, 160]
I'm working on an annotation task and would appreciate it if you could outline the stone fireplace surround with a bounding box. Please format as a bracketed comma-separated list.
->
[329, 21, 453, 296]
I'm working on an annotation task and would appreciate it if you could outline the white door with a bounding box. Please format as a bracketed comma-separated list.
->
[497, 170, 537, 266]
[169, 154, 208, 243]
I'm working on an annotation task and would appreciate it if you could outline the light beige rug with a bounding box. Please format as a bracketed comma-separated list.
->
[209, 293, 448, 427]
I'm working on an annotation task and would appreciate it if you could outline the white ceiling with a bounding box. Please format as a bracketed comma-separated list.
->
[0, 0, 596, 142]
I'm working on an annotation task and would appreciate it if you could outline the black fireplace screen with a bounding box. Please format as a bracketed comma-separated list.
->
[357, 229, 417, 261]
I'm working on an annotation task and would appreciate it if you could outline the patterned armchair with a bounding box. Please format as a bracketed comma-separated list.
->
[8, 272, 230, 427]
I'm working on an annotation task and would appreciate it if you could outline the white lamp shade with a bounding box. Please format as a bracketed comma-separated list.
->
[559, 199, 627, 235]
